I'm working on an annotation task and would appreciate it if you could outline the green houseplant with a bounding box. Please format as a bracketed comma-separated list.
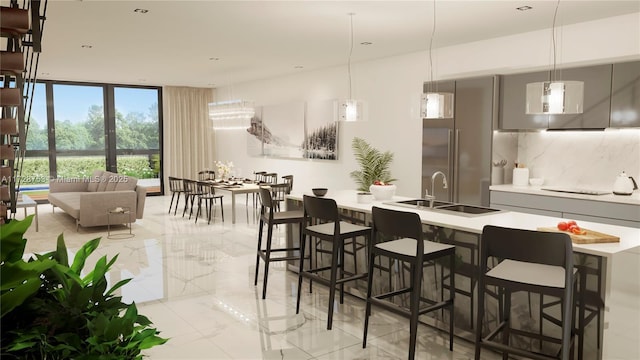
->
[350, 137, 397, 195]
[1, 216, 167, 359]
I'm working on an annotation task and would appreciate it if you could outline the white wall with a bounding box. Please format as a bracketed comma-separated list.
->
[212, 13, 640, 197]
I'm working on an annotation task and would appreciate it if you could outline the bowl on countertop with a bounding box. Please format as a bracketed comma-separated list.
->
[312, 188, 328, 197]
[529, 178, 544, 187]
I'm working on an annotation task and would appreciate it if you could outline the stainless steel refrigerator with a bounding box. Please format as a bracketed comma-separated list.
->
[422, 76, 497, 207]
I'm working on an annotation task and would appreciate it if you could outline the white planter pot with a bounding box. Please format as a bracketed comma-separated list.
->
[357, 192, 374, 204]
[369, 184, 396, 200]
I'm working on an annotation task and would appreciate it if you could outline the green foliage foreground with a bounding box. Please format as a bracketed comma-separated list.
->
[0, 217, 168, 359]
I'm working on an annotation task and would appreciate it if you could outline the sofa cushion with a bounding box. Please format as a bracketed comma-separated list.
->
[105, 178, 118, 191]
[115, 176, 138, 191]
[48, 192, 81, 219]
[97, 172, 110, 191]
[87, 169, 103, 192]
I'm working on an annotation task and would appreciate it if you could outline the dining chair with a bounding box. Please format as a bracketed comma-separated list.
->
[282, 175, 294, 194]
[248, 171, 267, 207]
[475, 225, 577, 360]
[182, 179, 204, 219]
[254, 186, 304, 299]
[195, 181, 224, 224]
[363, 207, 455, 360]
[167, 176, 185, 215]
[264, 172, 278, 184]
[198, 170, 216, 181]
[296, 195, 371, 330]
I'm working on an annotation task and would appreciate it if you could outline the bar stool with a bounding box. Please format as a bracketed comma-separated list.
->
[475, 225, 577, 360]
[295, 194, 371, 330]
[254, 187, 304, 299]
[363, 207, 455, 360]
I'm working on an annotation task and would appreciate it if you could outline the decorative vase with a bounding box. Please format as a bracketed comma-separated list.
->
[369, 184, 396, 200]
[357, 192, 374, 204]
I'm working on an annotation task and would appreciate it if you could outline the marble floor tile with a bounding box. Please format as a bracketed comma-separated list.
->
[17, 195, 639, 359]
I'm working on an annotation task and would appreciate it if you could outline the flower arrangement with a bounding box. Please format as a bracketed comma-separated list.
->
[215, 160, 234, 179]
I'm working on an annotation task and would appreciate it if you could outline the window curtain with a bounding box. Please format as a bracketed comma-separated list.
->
[162, 86, 215, 193]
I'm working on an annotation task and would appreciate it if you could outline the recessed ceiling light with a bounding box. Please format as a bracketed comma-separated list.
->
[516, 6, 533, 11]
[41, 72, 50, 76]
[134, 8, 149, 14]
[209, 57, 220, 61]
[81, 45, 92, 48]
[294, 65, 304, 69]
[360, 41, 373, 46]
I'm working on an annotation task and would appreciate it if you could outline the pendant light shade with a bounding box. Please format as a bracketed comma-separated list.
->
[421, 0, 454, 120]
[209, 99, 255, 130]
[525, 81, 584, 114]
[337, 13, 365, 122]
[524, 0, 584, 115]
[421, 92, 454, 119]
[336, 99, 364, 122]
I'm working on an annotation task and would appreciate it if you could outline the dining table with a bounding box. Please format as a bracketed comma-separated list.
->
[207, 181, 261, 224]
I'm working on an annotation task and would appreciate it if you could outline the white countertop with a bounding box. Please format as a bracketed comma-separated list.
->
[289, 189, 640, 258]
[490, 184, 640, 205]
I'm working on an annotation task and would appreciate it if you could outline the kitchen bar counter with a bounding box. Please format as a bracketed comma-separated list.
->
[287, 189, 640, 359]
[490, 184, 640, 205]
[289, 189, 640, 258]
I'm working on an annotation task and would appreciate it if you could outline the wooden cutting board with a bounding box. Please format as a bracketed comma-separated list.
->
[537, 227, 620, 244]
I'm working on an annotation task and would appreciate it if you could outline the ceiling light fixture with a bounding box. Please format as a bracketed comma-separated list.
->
[525, 0, 583, 115]
[360, 41, 373, 46]
[420, 0, 454, 119]
[209, 100, 255, 130]
[516, 6, 533, 11]
[134, 8, 149, 14]
[81, 44, 92, 48]
[336, 13, 365, 122]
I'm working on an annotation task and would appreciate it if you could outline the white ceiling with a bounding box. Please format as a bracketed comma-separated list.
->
[25, 0, 640, 88]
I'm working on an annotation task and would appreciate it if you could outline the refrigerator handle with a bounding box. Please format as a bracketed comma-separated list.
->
[454, 129, 460, 203]
[448, 129, 453, 202]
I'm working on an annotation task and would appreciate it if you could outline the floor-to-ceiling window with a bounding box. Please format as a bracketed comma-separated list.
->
[19, 81, 163, 198]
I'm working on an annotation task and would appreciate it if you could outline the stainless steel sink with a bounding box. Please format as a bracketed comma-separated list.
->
[385, 199, 452, 209]
[385, 199, 501, 217]
[433, 204, 501, 216]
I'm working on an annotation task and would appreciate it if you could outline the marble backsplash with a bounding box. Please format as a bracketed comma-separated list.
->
[492, 130, 640, 191]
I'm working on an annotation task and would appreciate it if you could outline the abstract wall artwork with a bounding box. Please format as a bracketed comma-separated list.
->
[247, 100, 338, 160]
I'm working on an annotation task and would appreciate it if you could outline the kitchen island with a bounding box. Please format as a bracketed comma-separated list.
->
[286, 189, 640, 360]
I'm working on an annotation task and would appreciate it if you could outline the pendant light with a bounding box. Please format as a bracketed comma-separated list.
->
[337, 13, 365, 122]
[525, 0, 583, 115]
[209, 99, 255, 130]
[420, 0, 454, 119]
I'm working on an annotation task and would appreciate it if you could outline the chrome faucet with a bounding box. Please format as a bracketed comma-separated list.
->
[430, 171, 448, 207]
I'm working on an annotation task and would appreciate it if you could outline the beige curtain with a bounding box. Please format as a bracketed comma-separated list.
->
[162, 86, 215, 192]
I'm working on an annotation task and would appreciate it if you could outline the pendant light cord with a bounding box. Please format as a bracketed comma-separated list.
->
[551, 0, 560, 82]
[428, 0, 436, 92]
[348, 13, 354, 99]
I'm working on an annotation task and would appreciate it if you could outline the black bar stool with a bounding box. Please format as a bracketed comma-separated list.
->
[363, 206, 455, 360]
[295, 194, 371, 330]
[475, 225, 577, 360]
[254, 186, 304, 299]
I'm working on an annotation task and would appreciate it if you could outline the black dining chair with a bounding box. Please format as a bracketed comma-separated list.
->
[182, 179, 204, 219]
[168, 176, 185, 215]
[198, 170, 216, 181]
[363, 206, 455, 360]
[295, 195, 371, 330]
[475, 225, 577, 360]
[195, 181, 224, 224]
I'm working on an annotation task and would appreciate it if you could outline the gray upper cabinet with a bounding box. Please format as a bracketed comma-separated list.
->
[548, 64, 612, 129]
[499, 70, 550, 130]
[610, 60, 640, 128]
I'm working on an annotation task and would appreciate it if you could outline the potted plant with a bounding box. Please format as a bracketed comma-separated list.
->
[349, 137, 397, 201]
[1, 216, 168, 359]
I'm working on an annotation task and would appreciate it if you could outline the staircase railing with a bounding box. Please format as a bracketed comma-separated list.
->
[0, 0, 47, 223]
